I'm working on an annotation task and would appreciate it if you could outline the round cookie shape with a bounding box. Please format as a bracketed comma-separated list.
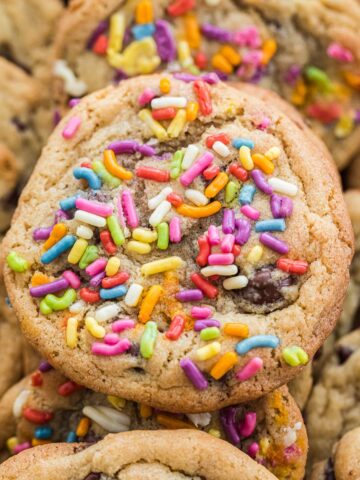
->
[6, 369, 307, 479]
[3, 75, 353, 412]
[0, 430, 279, 480]
[54, 0, 360, 169]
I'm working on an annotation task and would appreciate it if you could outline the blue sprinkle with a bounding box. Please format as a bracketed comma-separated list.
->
[255, 219, 286, 233]
[232, 138, 254, 149]
[5, 297, 12, 308]
[66, 431, 77, 443]
[59, 193, 81, 211]
[100, 285, 128, 300]
[73, 167, 102, 190]
[132, 23, 155, 40]
[236, 335, 280, 355]
[40, 235, 76, 264]
[239, 184, 256, 205]
[35, 426, 53, 440]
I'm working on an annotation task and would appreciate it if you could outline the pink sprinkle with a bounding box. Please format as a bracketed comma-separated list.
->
[62, 116, 81, 139]
[138, 88, 156, 106]
[85, 258, 107, 276]
[240, 205, 260, 220]
[116, 194, 127, 228]
[104, 333, 120, 345]
[112, 319, 136, 333]
[256, 117, 271, 131]
[169, 217, 182, 243]
[242, 50, 262, 66]
[233, 26, 261, 48]
[236, 357, 263, 381]
[62, 270, 81, 289]
[247, 442, 259, 459]
[191, 306, 212, 319]
[121, 190, 139, 228]
[208, 253, 234, 265]
[208, 225, 220, 245]
[92, 338, 131, 356]
[76, 198, 113, 217]
[238, 412, 257, 438]
[327, 42, 353, 63]
[221, 234, 235, 253]
[13, 442, 32, 454]
[180, 152, 214, 187]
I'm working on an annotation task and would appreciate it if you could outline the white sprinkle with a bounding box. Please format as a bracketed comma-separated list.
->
[76, 225, 93, 239]
[149, 200, 171, 227]
[148, 186, 173, 210]
[283, 426, 298, 448]
[95, 304, 120, 322]
[53, 60, 87, 97]
[223, 275, 249, 290]
[69, 300, 86, 314]
[200, 265, 238, 277]
[268, 178, 298, 196]
[186, 412, 212, 427]
[82, 406, 130, 433]
[212, 141, 230, 157]
[185, 189, 209, 206]
[182, 144, 199, 170]
[13, 390, 31, 418]
[151, 96, 187, 109]
[124, 283, 144, 307]
[74, 210, 106, 227]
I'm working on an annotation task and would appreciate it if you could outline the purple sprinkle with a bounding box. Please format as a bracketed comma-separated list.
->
[355, 110, 360, 124]
[194, 319, 221, 331]
[68, 98, 81, 108]
[251, 169, 273, 195]
[107, 140, 138, 154]
[213, 70, 228, 81]
[249, 66, 266, 84]
[259, 232, 289, 254]
[38, 360, 53, 373]
[200, 72, 220, 84]
[154, 20, 176, 62]
[113, 69, 128, 83]
[222, 209, 235, 234]
[179, 358, 208, 390]
[201, 24, 232, 43]
[270, 194, 293, 218]
[173, 72, 198, 83]
[86, 20, 108, 49]
[29, 277, 70, 298]
[176, 289, 204, 302]
[53, 109, 61, 126]
[235, 218, 251, 245]
[33, 226, 53, 241]
[284, 65, 302, 86]
[220, 407, 240, 444]
[138, 144, 156, 156]
[89, 271, 106, 287]
[55, 209, 71, 222]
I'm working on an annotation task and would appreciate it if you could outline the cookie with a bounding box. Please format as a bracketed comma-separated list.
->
[1, 429, 284, 480]
[306, 329, 360, 465]
[0, 144, 19, 232]
[3, 75, 353, 412]
[53, 0, 360, 169]
[4, 368, 307, 479]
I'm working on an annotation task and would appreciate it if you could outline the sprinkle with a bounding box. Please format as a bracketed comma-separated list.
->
[132, 228, 157, 243]
[23, 407, 54, 425]
[201, 265, 238, 277]
[76, 417, 90, 438]
[121, 190, 139, 228]
[225, 181, 239, 203]
[170, 150, 184, 179]
[157, 222, 170, 250]
[30, 277, 70, 297]
[95, 304, 120, 322]
[136, 166, 170, 182]
[204, 172, 229, 198]
[92, 339, 131, 356]
[140, 321, 158, 358]
[268, 178, 298, 196]
[305, 66, 331, 91]
[85, 317, 105, 339]
[208, 225, 220, 245]
[220, 407, 239, 444]
[194, 319, 220, 331]
[34, 426, 53, 440]
[222, 209, 235, 234]
[235, 218, 251, 245]
[169, 217, 182, 243]
[132, 23, 155, 40]
[203, 164, 220, 180]
[176, 289, 204, 302]
[223, 275, 248, 290]
[76, 225, 93, 240]
[138, 109, 167, 140]
[78, 245, 99, 269]
[191, 272, 218, 299]
[185, 189, 209, 206]
[103, 150, 133, 181]
[166, 313, 186, 340]
[54, 60, 87, 96]
[240, 205, 259, 221]
[106, 215, 125, 246]
[43, 224, 68, 251]
[73, 167, 102, 190]
[208, 253, 234, 265]
[191, 306, 212, 319]
[182, 144, 199, 170]
[221, 234, 235, 254]
[138, 88, 156, 106]
[100, 285, 127, 300]
[327, 42, 353, 62]
[238, 412, 257, 437]
[177, 39, 193, 68]
[186, 100, 199, 121]
[58, 380, 82, 397]
[41, 235, 76, 264]
[223, 323, 249, 338]
[259, 232, 289, 254]
[255, 219, 286, 233]
[210, 352, 238, 380]
[152, 107, 176, 121]
[62, 116, 81, 139]
[212, 141, 230, 158]
[196, 235, 211, 266]
[90, 272, 105, 288]
[335, 114, 354, 138]
[148, 187, 173, 210]
[239, 146, 254, 170]
[247, 245, 263, 264]
[107, 12, 125, 52]
[68, 239, 88, 264]
[139, 285, 163, 323]
[229, 163, 248, 181]
[195, 341, 221, 361]
[201, 23, 231, 43]
[33, 226, 52, 241]
[156, 413, 194, 429]
[200, 326, 220, 341]
[141, 256, 184, 277]
[179, 358, 208, 390]
[151, 96, 187, 109]
[193, 80, 212, 115]
[102, 271, 130, 288]
[40, 289, 76, 314]
[92, 160, 121, 188]
[65, 315, 78, 348]
[270, 194, 293, 218]
[79, 288, 100, 303]
[236, 357, 263, 381]
[149, 200, 171, 227]
[154, 19, 176, 62]
[252, 153, 274, 174]
[180, 151, 214, 187]
[251, 169, 272, 195]
[74, 211, 106, 228]
[232, 138, 254, 150]
[256, 117, 271, 130]
[6, 251, 28, 273]
[124, 283, 144, 307]
[105, 256, 121, 276]
[282, 346, 309, 366]
[277, 258, 308, 274]
[176, 201, 221, 218]
[236, 335, 280, 355]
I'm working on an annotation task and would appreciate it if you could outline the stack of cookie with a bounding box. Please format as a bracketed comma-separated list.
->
[0, 1, 359, 479]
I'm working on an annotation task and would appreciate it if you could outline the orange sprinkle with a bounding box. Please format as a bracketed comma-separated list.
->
[261, 38, 277, 65]
[103, 149, 133, 180]
[186, 101, 199, 121]
[219, 45, 241, 66]
[43, 223, 68, 251]
[32, 439, 51, 447]
[343, 70, 360, 89]
[159, 77, 171, 94]
[76, 417, 90, 437]
[210, 352, 238, 380]
[176, 201, 222, 218]
[211, 53, 233, 74]
[223, 323, 249, 338]
[156, 413, 195, 429]
[140, 404, 153, 418]
[184, 13, 201, 49]
[138, 285, 163, 323]
[135, 0, 153, 24]
[204, 172, 229, 198]
[31, 272, 52, 287]
[252, 153, 274, 175]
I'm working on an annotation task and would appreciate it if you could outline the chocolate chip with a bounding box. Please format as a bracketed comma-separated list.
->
[336, 345, 355, 364]
[11, 117, 28, 131]
[128, 342, 140, 356]
[83, 474, 101, 480]
[324, 457, 335, 480]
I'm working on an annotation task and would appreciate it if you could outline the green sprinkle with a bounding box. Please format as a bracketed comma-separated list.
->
[39, 299, 53, 315]
[140, 321, 158, 359]
[305, 66, 332, 92]
[92, 161, 121, 188]
[6, 251, 28, 273]
[188, 64, 200, 75]
[79, 245, 99, 269]
[282, 346, 309, 367]
[107, 215, 125, 246]
[170, 150, 184, 179]
[40, 289, 76, 315]
[225, 181, 239, 203]
[157, 222, 169, 250]
[200, 327, 221, 341]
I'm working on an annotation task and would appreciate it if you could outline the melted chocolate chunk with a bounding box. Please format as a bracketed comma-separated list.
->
[11, 117, 28, 132]
[336, 345, 355, 364]
[84, 474, 101, 480]
[324, 458, 335, 480]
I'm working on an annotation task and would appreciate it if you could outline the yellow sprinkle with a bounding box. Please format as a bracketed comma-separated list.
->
[138, 109, 167, 140]
[335, 114, 354, 139]
[209, 429, 221, 438]
[107, 12, 125, 53]
[167, 109, 187, 138]
[66, 316, 78, 349]
[105, 256, 121, 276]
[107, 395, 126, 410]
[211, 53, 233, 74]
[140, 404, 153, 418]
[262, 38, 277, 65]
[67, 239, 88, 264]
[108, 38, 160, 75]
[219, 45, 241, 66]
[141, 256, 184, 276]
[76, 417, 90, 437]
[210, 352, 237, 380]
[195, 341, 221, 361]
[178, 40, 193, 68]
[239, 145, 254, 170]
[160, 77, 171, 94]
[184, 13, 201, 49]
[247, 245, 263, 264]
[265, 146, 280, 161]
[291, 79, 307, 106]
[127, 240, 152, 254]
[6, 437, 18, 452]
[85, 316, 106, 339]
[186, 101, 199, 121]
[260, 437, 270, 455]
[135, 0, 153, 24]
[132, 228, 158, 243]
[138, 284, 163, 323]
[32, 439, 51, 447]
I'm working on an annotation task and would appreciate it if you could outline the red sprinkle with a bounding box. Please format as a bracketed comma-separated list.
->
[277, 258, 308, 275]
[232, 244, 241, 257]
[206, 133, 230, 148]
[166, 313, 185, 340]
[100, 230, 117, 254]
[80, 288, 100, 303]
[306, 102, 342, 124]
[167, 192, 183, 207]
[167, 0, 195, 16]
[193, 80, 212, 116]
[80, 161, 92, 169]
[136, 166, 170, 182]
[191, 273, 218, 299]
[92, 34, 108, 55]
[152, 107, 177, 121]
[31, 371, 43, 387]
[209, 275, 220, 281]
[229, 163, 249, 181]
[203, 164, 220, 180]
[195, 52, 208, 70]
[58, 380, 82, 397]
[23, 407, 54, 425]
[196, 235, 210, 267]
[102, 271, 130, 288]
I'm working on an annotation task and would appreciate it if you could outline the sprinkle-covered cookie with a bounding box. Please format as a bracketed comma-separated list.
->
[54, 0, 360, 168]
[3, 75, 353, 412]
